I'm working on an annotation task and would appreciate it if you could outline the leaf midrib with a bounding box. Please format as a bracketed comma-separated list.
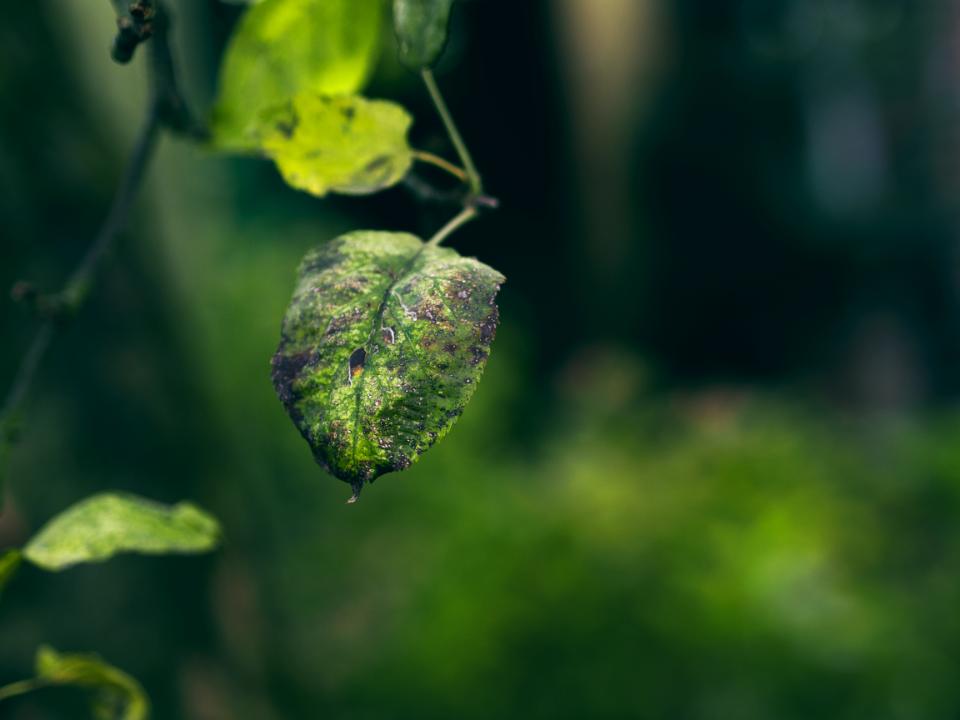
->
[350, 240, 437, 473]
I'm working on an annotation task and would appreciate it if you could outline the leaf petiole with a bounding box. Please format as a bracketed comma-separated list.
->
[411, 150, 469, 182]
[421, 69, 482, 195]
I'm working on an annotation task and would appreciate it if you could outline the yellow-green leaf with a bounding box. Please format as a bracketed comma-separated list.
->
[22, 493, 220, 571]
[212, 0, 382, 150]
[0, 645, 148, 720]
[254, 94, 414, 197]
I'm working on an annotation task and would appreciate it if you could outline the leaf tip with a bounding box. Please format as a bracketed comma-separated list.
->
[346, 483, 362, 504]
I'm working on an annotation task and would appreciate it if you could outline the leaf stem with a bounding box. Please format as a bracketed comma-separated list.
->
[411, 150, 469, 182]
[426, 207, 479, 247]
[421, 69, 482, 195]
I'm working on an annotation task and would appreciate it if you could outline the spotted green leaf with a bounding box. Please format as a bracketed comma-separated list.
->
[22, 493, 221, 571]
[394, 0, 457, 70]
[0, 549, 21, 600]
[0, 645, 149, 720]
[253, 94, 414, 197]
[271, 230, 504, 501]
[212, 0, 382, 150]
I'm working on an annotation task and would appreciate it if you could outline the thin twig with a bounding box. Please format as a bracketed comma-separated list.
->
[0, 323, 55, 424]
[62, 99, 162, 313]
[421, 69, 483, 196]
[411, 150, 469, 182]
[426, 207, 480, 247]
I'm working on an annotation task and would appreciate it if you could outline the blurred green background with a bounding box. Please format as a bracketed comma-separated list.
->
[5, 0, 960, 717]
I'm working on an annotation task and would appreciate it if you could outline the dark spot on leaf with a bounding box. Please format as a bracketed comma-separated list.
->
[275, 109, 299, 139]
[476, 306, 499, 346]
[469, 345, 488, 367]
[349, 347, 367, 377]
[270, 349, 313, 410]
[365, 156, 389, 173]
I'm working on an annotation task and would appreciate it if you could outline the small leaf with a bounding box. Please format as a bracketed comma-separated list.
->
[394, 0, 457, 70]
[22, 493, 221, 571]
[212, 0, 382, 150]
[252, 94, 414, 197]
[35, 645, 149, 720]
[0, 549, 21, 600]
[271, 230, 504, 500]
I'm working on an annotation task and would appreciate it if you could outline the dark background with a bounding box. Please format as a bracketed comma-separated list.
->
[5, 0, 960, 718]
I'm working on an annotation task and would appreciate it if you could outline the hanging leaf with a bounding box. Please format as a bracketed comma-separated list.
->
[271, 230, 504, 501]
[253, 94, 414, 197]
[212, 0, 382, 150]
[0, 645, 149, 720]
[393, 0, 457, 70]
[22, 493, 221, 571]
[0, 549, 21, 600]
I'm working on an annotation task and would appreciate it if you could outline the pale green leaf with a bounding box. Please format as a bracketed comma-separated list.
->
[22, 493, 221, 571]
[271, 230, 504, 500]
[394, 0, 457, 70]
[212, 0, 382, 150]
[0, 549, 21, 600]
[252, 94, 414, 197]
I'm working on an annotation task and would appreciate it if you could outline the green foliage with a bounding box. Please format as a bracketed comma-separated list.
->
[211, 0, 383, 149]
[0, 645, 149, 720]
[394, 0, 457, 70]
[22, 493, 220, 571]
[0, 550, 21, 600]
[271, 230, 503, 499]
[252, 93, 414, 197]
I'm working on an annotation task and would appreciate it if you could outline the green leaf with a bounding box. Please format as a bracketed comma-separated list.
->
[271, 230, 504, 501]
[0, 549, 21, 600]
[22, 493, 221, 571]
[212, 0, 383, 150]
[393, 0, 457, 70]
[253, 94, 414, 197]
[11, 645, 149, 720]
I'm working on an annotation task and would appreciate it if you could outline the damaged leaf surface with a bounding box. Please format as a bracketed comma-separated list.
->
[271, 230, 504, 499]
[253, 94, 413, 197]
[212, 0, 382, 149]
[394, 0, 457, 70]
[23, 493, 221, 571]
